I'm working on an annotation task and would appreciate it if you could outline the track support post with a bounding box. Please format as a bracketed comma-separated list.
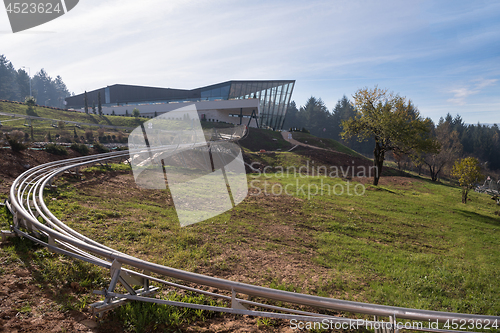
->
[231, 288, 248, 310]
[105, 259, 122, 304]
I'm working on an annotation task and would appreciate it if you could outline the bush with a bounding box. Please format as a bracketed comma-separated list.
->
[45, 143, 68, 155]
[5, 130, 27, 152]
[92, 142, 109, 153]
[85, 130, 94, 142]
[70, 143, 89, 155]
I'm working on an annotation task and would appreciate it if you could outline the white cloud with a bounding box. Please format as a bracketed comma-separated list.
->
[1, 0, 499, 123]
[447, 78, 498, 105]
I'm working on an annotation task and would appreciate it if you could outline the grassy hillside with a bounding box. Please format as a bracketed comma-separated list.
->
[0, 100, 147, 143]
[1, 104, 498, 331]
[291, 132, 367, 159]
[0, 100, 147, 128]
[0, 101, 237, 143]
[5, 167, 495, 315]
[239, 127, 293, 152]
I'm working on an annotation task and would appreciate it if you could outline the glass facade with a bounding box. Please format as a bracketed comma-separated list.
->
[67, 80, 295, 130]
[200, 83, 231, 100]
[223, 80, 294, 130]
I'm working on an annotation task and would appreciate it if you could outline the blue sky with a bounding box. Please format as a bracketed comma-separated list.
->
[1, 0, 499, 124]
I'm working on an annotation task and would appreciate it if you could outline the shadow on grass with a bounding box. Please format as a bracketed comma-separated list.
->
[2, 235, 109, 309]
[26, 108, 38, 117]
[101, 116, 112, 126]
[454, 209, 500, 226]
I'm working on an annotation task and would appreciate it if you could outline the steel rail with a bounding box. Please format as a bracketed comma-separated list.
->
[4, 150, 499, 332]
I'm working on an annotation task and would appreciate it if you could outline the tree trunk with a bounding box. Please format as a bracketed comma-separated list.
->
[373, 143, 384, 186]
[429, 165, 437, 181]
[462, 188, 468, 203]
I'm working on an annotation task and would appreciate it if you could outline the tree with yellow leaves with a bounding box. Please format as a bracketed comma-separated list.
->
[451, 157, 483, 203]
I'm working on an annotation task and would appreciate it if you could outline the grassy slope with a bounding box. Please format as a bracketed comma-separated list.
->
[291, 132, 367, 159]
[273, 175, 500, 314]
[239, 128, 294, 152]
[1, 108, 499, 330]
[20, 166, 498, 317]
[0, 101, 146, 143]
[0, 101, 265, 144]
[0, 101, 146, 127]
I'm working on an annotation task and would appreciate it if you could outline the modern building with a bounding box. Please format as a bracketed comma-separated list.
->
[65, 80, 295, 129]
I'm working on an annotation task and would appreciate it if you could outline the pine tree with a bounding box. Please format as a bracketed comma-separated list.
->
[47, 131, 52, 142]
[98, 92, 102, 115]
[92, 101, 96, 115]
[112, 110, 115, 116]
[84, 91, 89, 114]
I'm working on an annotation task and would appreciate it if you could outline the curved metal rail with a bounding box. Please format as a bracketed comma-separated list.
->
[4, 150, 499, 332]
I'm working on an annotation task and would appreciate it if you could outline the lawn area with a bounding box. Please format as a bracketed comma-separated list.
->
[31, 166, 500, 317]
[239, 127, 293, 152]
[0, 101, 145, 142]
[291, 132, 367, 159]
[0, 101, 147, 127]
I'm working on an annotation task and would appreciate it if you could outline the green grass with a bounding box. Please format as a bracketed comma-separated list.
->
[35, 166, 500, 317]
[0, 100, 142, 143]
[269, 174, 500, 314]
[291, 132, 367, 159]
[0, 101, 146, 127]
[2, 154, 499, 330]
[244, 151, 311, 170]
[239, 127, 293, 152]
[113, 291, 224, 332]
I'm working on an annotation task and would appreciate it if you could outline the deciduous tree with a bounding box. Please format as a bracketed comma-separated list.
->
[451, 157, 483, 203]
[341, 86, 438, 185]
[422, 119, 463, 181]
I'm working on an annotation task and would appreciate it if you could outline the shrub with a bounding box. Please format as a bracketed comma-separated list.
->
[6, 130, 27, 152]
[45, 143, 68, 155]
[132, 108, 140, 118]
[92, 142, 109, 153]
[85, 130, 94, 142]
[70, 143, 89, 155]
